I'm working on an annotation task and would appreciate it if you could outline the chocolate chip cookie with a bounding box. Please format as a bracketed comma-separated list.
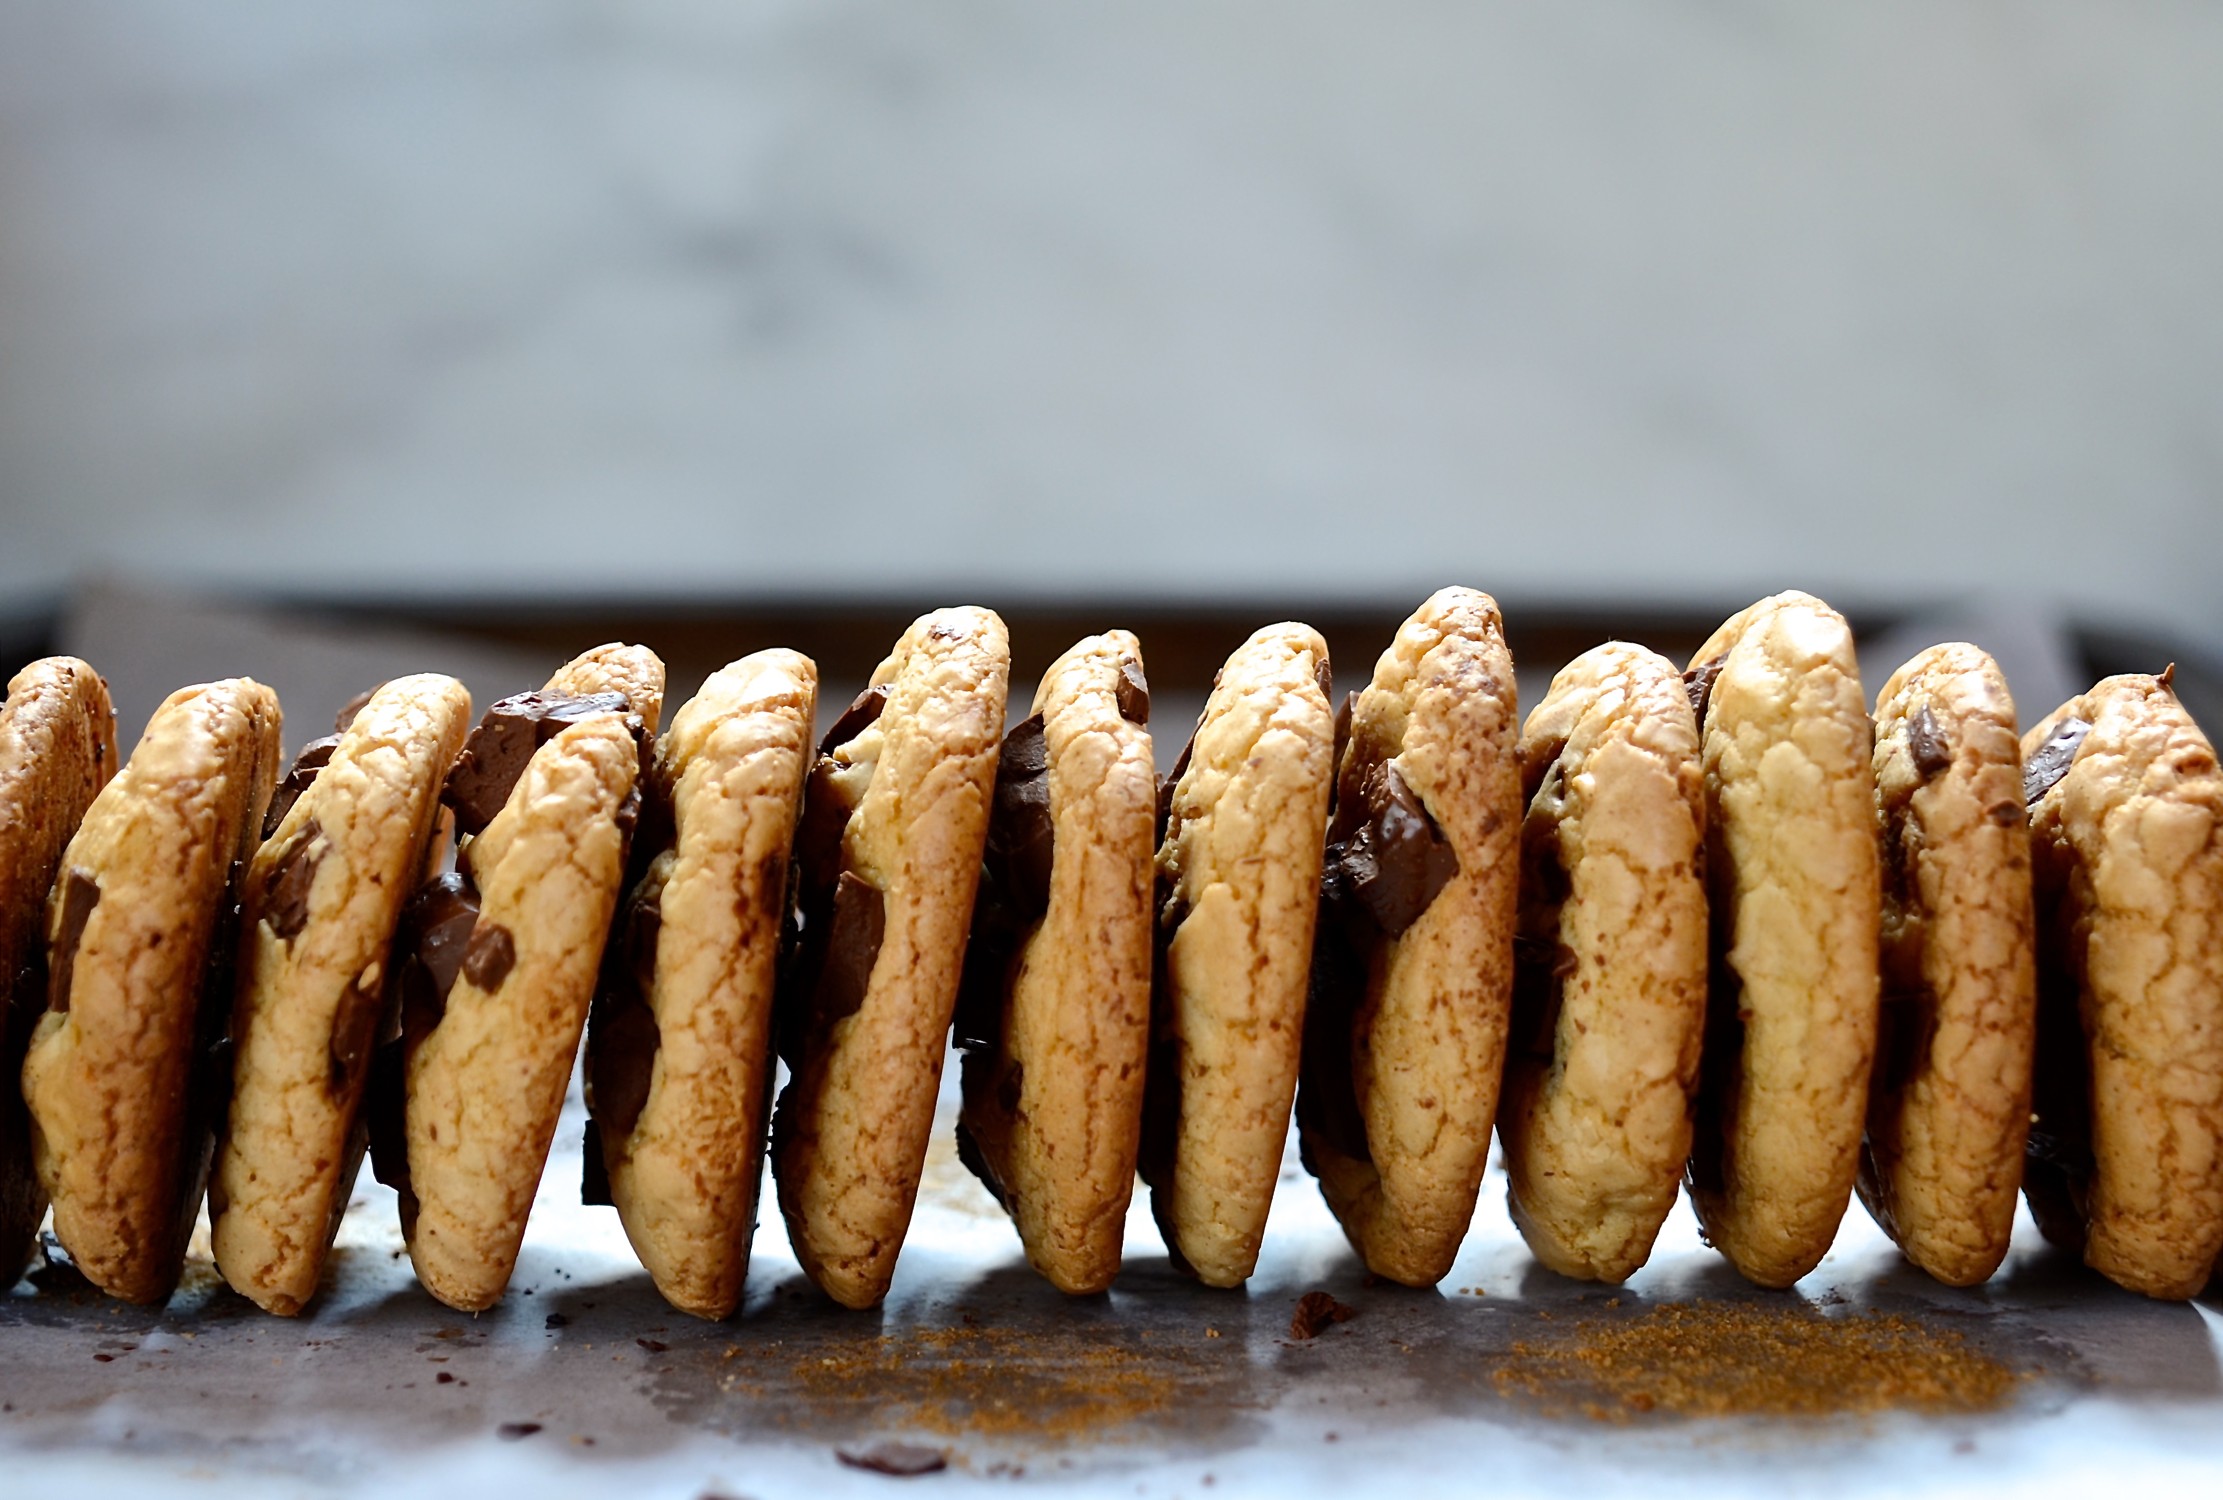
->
[585, 649, 818, 1320]
[1859, 644, 2037, 1288]
[374, 644, 662, 1311]
[955, 632, 1157, 1295]
[1143, 623, 1336, 1288]
[0, 658, 117, 1287]
[1299, 589, 1520, 1287]
[22, 678, 282, 1304]
[209, 675, 474, 1314]
[1684, 591, 1881, 1288]
[1501, 641, 1707, 1283]
[2022, 670, 2223, 1299]
[772, 608, 1010, 1308]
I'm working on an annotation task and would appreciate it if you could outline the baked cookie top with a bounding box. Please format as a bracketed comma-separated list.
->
[1, 658, 117, 1014]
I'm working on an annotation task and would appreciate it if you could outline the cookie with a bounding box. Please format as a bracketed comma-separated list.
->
[1142, 623, 1336, 1287]
[2022, 670, 2223, 1299]
[584, 649, 817, 1320]
[1858, 644, 2037, 1287]
[208, 675, 474, 1314]
[1299, 589, 1521, 1287]
[373, 643, 662, 1311]
[772, 607, 1010, 1309]
[0, 658, 118, 1286]
[954, 632, 1156, 1295]
[1500, 641, 1707, 1283]
[21, 678, 282, 1304]
[1684, 591, 1881, 1288]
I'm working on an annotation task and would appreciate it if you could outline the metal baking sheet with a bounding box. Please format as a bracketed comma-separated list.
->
[5, 1061, 2223, 1499]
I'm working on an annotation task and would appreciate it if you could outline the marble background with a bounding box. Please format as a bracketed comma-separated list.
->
[2, 2, 2220, 636]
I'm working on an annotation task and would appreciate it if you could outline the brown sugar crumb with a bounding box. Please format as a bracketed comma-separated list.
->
[1491, 1301, 2023, 1422]
[1290, 1291, 1359, 1340]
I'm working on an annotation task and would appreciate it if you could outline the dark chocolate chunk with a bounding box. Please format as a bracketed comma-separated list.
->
[1156, 732, 1196, 846]
[587, 879, 662, 1142]
[335, 684, 384, 734]
[1684, 655, 1726, 725]
[986, 715, 1054, 924]
[1136, 893, 1188, 1189]
[496, 1423, 543, 1442]
[366, 1037, 409, 1196]
[263, 736, 340, 839]
[818, 684, 890, 757]
[952, 1107, 1009, 1210]
[1297, 909, 1372, 1167]
[1989, 800, 2025, 826]
[396, 872, 481, 1035]
[442, 691, 633, 835]
[813, 873, 885, 1030]
[2024, 715, 2093, 806]
[1332, 692, 1355, 772]
[1116, 658, 1151, 724]
[461, 922, 516, 992]
[327, 970, 386, 1098]
[580, 1118, 612, 1206]
[1289, 1289, 1358, 1340]
[1313, 654, 1333, 702]
[1326, 761, 1459, 939]
[262, 820, 324, 942]
[1907, 704, 1953, 780]
[46, 870, 99, 1014]
[836, 1442, 947, 1477]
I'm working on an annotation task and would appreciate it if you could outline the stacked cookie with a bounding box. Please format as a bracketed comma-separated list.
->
[2, 589, 2218, 1319]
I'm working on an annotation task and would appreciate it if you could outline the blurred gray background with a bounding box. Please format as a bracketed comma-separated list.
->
[3, 2, 2221, 736]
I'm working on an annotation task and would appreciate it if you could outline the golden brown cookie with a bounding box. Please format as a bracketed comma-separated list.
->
[585, 649, 817, 1320]
[772, 608, 1010, 1309]
[0, 658, 117, 1287]
[1299, 589, 1520, 1287]
[954, 632, 1156, 1295]
[1859, 644, 2036, 1287]
[2022, 670, 2223, 1299]
[209, 676, 473, 1314]
[22, 678, 282, 1304]
[372, 644, 662, 1312]
[1684, 591, 1881, 1288]
[1500, 641, 1707, 1283]
[1142, 623, 1336, 1288]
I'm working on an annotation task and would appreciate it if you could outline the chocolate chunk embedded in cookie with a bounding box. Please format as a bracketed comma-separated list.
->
[955, 631, 1157, 1295]
[771, 607, 1010, 1309]
[2022, 670, 2223, 1300]
[1501, 641, 1707, 1284]
[1684, 592, 1881, 1289]
[210, 675, 473, 1315]
[1298, 589, 1521, 1287]
[384, 644, 662, 1312]
[1859, 644, 2037, 1288]
[0, 659, 117, 1288]
[585, 649, 816, 1320]
[1143, 623, 1336, 1287]
[22, 678, 282, 1304]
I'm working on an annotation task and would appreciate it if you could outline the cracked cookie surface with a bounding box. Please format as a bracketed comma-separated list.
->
[772, 607, 1010, 1309]
[1685, 591, 1881, 1288]
[0, 658, 117, 1286]
[398, 646, 662, 1312]
[1143, 622, 1335, 1288]
[2023, 671, 2223, 1299]
[22, 678, 281, 1304]
[210, 675, 472, 1314]
[1860, 644, 2036, 1288]
[1299, 588, 1520, 1286]
[1501, 641, 1707, 1283]
[589, 649, 816, 1320]
[955, 631, 1156, 1295]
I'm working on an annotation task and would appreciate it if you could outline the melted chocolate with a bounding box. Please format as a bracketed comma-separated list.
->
[262, 820, 324, 941]
[1116, 659, 1151, 725]
[46, 870, 99, 1014]
[1313, 654, 1333, 702]
[1324, 759, 1459, 939]
[819, 684, 890, 756]
[953, 716, 1054, 1052]
[441, 691, 633, 835]
[327, 971, 386, 1098]
[587, 867, 666, 1153]
[813, 873, 885, 1031]
[368, 872, 482, 1199]
[2024, 715, 2093, 806]
[1684, 655, 1726, 725]
[461, 922, 516, 992]
[1907, 704, 1953, 780]
[263, 736, 339, 839]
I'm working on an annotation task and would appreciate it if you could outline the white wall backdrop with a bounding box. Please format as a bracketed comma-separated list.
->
[2, 2, 2219, 631]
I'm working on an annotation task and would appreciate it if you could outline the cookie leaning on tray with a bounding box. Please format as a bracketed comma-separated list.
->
[5, 590, 2222, 1315]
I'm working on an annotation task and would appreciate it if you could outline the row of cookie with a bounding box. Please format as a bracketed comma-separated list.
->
[1, 587, 2216, 1322]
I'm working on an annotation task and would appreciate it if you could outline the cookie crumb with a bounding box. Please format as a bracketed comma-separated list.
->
[496, 1422, 543, 1441]
[836, 1441, 947, 1477]
[1290, 1291, 1358, 1340]
[638, 1338, 669, 1353]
